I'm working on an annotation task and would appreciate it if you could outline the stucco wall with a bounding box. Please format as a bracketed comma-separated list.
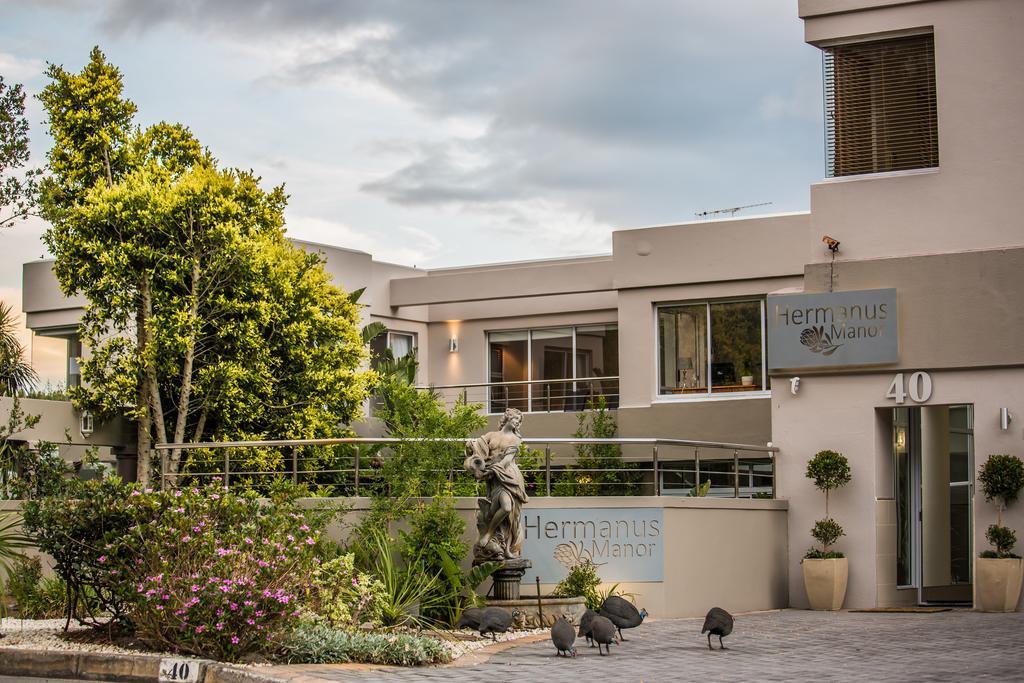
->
[801, 248, 1024, 372]
[803, 0, 1024, 263]
[773, 367, 1024, 610]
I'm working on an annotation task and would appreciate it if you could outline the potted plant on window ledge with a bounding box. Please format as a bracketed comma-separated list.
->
[738, 355, 755, 387]
[802, 449, 852, 610]
[976, 453, 1024, 612]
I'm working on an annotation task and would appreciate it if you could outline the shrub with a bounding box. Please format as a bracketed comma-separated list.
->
[804, 449, 852, 559]
[279, 623, 451, 666]
[120, 483, 330, 661]
[557, 396, 638, 496]
[978, 454, 1024, 558]
[301, 553, 387, 628]
[807, 519, 845, 559]
[552, 560, 602, 610]
[398, 492, 468, 625]
[982, 525, 1019, 559]
[22, 477, 146, 625]
[359, 528, 442, 629]
[5, 555, 69, 619]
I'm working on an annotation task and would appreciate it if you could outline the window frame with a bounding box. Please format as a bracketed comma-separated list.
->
[654, 298, 768, 401]
[486, 323, 618, 414]
[823, 29, 938, 179]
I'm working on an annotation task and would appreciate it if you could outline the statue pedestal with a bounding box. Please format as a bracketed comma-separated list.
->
[488, 558, 532, 601]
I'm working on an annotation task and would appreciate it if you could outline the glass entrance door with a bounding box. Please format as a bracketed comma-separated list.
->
[894, 405, 973, 605]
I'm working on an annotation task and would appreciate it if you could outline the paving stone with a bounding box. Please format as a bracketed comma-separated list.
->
[263, 609, 1024, 683]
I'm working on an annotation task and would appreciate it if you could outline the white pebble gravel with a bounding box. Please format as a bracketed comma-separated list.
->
[1, 618, 544, 663]
[0, 618, 176, 657]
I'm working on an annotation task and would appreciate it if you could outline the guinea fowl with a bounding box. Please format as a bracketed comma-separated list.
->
[478, 607, 516, 641]
[701, 607, 734, 650]
[457, 607, 485, 630]
[589, 615, 619, 655]
[578, 608, 598, 647]
[598, 596, 648, 641]
[550, 616, 577, 657]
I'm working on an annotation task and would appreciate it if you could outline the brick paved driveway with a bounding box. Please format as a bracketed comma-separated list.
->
[269, 609, 1024, 683]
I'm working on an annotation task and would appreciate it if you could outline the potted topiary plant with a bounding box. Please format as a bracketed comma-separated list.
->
[976, 453, 1024, 612]
[802, 449, 852, 610]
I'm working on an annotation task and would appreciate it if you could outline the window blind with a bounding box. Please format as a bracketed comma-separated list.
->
[824, 33, 938, 177]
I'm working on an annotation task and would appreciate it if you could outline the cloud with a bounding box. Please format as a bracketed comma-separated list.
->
[81, 0, 821, 259]
[285, 214, 443, 267]
[0, 52, 45, 82]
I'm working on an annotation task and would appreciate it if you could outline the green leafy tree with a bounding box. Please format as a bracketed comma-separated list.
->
[38, 48, 373, 483]
[0, 76, 42, 228]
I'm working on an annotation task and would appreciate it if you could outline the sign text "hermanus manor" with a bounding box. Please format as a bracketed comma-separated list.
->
[767, 288, 898, 370]
[520, 508, 664, 583]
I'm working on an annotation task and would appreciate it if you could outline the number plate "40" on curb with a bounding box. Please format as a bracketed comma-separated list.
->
[159, 658, 199, 683]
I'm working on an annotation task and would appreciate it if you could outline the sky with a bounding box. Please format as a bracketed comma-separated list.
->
[0, 0, 823, 385]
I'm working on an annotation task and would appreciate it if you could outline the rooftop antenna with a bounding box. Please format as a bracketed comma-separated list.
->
[695, 201, 772, 220]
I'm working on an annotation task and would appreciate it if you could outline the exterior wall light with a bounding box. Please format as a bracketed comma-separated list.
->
[790, 377, 801, 395]
[80, 410, 94, 438]
[1000, 407, 1013, 431]
[448, 337, 459, 353]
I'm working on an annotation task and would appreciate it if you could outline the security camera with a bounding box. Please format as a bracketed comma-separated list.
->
[822, 235, 840, 253]
[790, 377, 801, 395]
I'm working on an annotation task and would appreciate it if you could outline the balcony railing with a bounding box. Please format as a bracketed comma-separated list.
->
[413, 376, 619, 414]
[154, 436, 778, 499]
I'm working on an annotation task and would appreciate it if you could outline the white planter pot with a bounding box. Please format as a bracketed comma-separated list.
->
[976, 557, 1023, 612]
[803, 557, 849, 610]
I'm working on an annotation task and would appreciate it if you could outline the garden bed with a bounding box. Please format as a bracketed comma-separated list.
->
[0, 617, 546, 666]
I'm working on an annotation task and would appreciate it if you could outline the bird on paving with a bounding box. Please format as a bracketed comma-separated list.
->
[551, 616, 577, 657]
[598, 595, 648, 641]
[457, 607, 485, 630]
[478, 607, 517, 641]
[589, 615, 620, 655]
[578, 608, 598, 647]
[701, 607, 734, 650]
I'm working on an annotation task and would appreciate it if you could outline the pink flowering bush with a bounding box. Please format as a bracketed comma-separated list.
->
[118, 482, 329, 660]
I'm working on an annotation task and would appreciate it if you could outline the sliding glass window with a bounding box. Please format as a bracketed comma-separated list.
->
[657, 299, 765, 396]
[488, 325, 618, 413]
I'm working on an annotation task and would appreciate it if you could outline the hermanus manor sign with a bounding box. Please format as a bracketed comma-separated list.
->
[520, 507, 664, 583]
[767, 288, 898, 370]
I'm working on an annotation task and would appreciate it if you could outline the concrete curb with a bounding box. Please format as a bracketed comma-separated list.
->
[0, 648, 284, 683]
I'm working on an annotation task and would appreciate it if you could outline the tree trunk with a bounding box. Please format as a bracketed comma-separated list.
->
[136, 296, 152, 486]
[169, 258, 201, 476]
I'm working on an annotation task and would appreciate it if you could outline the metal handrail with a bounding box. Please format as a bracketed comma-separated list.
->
[155, 436, 777, 498]
[415, 376, 618, 390]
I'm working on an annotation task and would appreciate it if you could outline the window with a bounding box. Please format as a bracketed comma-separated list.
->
[824, 33, 938, 177]
[370, 330, 416, 368]
[488, 324, 618, 413]
[657, 300, 765, 396]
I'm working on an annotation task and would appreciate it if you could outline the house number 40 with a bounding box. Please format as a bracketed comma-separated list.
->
[886, 371, 933, 404]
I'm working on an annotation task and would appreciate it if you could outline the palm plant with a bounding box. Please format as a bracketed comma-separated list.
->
[0, 511, 32, 576]
[0, 302, 37, 396]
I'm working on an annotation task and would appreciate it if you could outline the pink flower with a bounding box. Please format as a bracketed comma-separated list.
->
[98, 555, 107, 563]
[231, 636, 239, 645]
[305, 537, 315, 545]
[194, 625, 205, 634]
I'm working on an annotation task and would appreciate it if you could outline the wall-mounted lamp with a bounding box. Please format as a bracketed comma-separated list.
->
[896, 428, 907, 450]
[789, 377, 801, 395]
[448, 337, 459, 353]
[80, 410, 94, 438]
[1000, 407, 1013, 431]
